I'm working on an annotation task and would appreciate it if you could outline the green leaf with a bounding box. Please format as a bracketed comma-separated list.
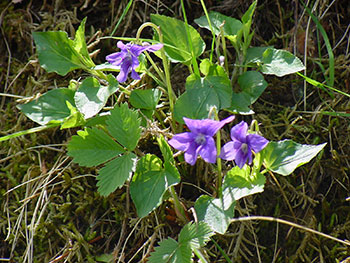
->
[261, 48, 305, 76]
[186, 74, 232, 109]
[129, 88, 162, 110]
[73, 18, 95, 67]
[194, 194, 235, 235]
[199, 58, 227, 77]
[61, 101, 85, 129]
[261, 140, 326, 176]
[246, 47, 305, 77]
[149, 222, 213, 263]
[223, 165, 266, 201]
[130, 154, 180, 218]
[173, 87, 219, 123]
[106, 103, 141, 151]
[151, 14, 205, 63]
[173, 74, 232, 123]
[149, 237, 189, 263]
[17, 88, 75, 125]
[194, 11, 242, 36]
[67, 127, 125, 167]
[97, 152, 137, 196]
[33, 31, 84, 76]
[95, 253, 113, 263]
[179, 222, 214, 249]
[242, 0, 257, 24]
[245, 46, 271, 64]
[228, 71, 267, 114]
[195, 165, 264, 234]
[74, 76, 118, 119]
[156, 135, 175, 164]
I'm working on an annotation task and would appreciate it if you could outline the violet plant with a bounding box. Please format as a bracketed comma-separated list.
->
[2, 1, 333, 262]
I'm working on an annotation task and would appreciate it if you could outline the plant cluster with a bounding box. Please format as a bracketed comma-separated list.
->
[2, 1, 334, 262]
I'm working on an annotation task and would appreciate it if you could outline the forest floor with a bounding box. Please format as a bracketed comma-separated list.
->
[1, 0, 350, 262]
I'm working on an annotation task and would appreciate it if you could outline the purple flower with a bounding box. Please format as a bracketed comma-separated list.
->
[106, 41, 163, 83]
[220, 121, 269, 168]
[168, 116, 235, 165]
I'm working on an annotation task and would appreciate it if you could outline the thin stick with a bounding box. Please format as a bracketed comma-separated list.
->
[230, 216, 350, 247]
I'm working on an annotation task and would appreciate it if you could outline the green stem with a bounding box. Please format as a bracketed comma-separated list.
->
[144, 51, 166, 84]
[0, 123, 60, 142]
[193, 247, 208, 263]
[136, 22, 176, 120]
[169, 186, 188, 223]
[216, 129, 223, 198]
[219, 25, 229, 73]
[210, 237, 233, 263]
[180, 0, 200, 76]
[213, 109, 223, 198]
[199, 0, 216, 63]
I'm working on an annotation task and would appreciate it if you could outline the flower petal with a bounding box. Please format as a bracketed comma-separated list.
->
[130, 69, 140, 80]
[230, 121, 248, 142]
[234, 148, 249, 169]
[131, 55, 140, 68]
[143, 43, 163, 52]
[201, 116, 235, 136]
[184, 116, 234, 136]
[184, 143, 199, 166]
[130, 44, 148, 56]
[106, 52, 125, 66]
[198, 136, 217, 163]
[220, 141, 240, 160]
[117, 59, 132, 82]
[117, 41, 127, 50]
[168, 132, 195, 152]
[247, 134, 269, 153]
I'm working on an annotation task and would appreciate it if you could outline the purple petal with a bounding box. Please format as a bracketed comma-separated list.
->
[106, 52, 125, 66]
[220, 140, 240, 160]
[143, 43, 163, 52]
[201, 116, 235, 136]
[130, 69, 141, 80]
[184, 116, 234, 136]
[117, 60, 132, 82]
[184, 143, 199, 165]
[130, 44, 148, 56]
[117, 41, 127, 50]
[131, 55, 140, 68]
[234, 148, 250, 169]
[116, 71, 128, 83]
[230, 121, 248, 142]
[168, 132, 195, 152]
[198, 136, 217, 163]
[183, 118, 204, 134]
[247, 134, 269, 153]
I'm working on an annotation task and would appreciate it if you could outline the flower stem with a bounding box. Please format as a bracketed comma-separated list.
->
[213, 109, 223, 198]
[216, 130, 223, 198]
[169, 185, 188, 223]
[180, 0, 200, 76]
[136, 22, 176, 126]
[199, 0, 216, 63]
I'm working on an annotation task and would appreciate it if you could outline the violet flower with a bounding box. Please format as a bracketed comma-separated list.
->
[220, 121, 269, 169]
[169, 116, 235, 166]
[106, 41, 163, 83]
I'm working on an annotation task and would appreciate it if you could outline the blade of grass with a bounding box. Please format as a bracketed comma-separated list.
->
[297, 72, 350, 98]
[301, 0, 334, 87]
[0, 123, 59, 142]
[110, 0, 133, 37]
[180, 0, 200, 76]
[210, 237, 233, 263]
[199, 0, 216, 63]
